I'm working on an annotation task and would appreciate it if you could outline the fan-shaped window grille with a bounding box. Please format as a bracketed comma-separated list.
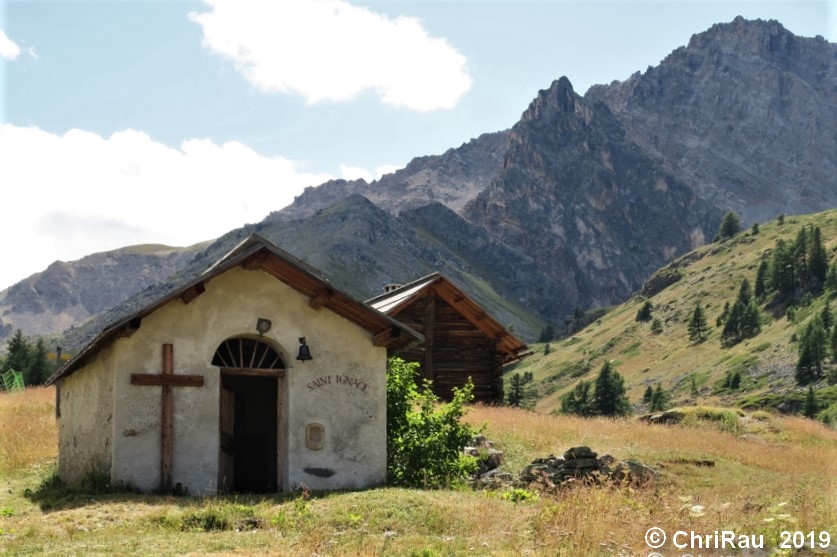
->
[212, 337, 285, 370]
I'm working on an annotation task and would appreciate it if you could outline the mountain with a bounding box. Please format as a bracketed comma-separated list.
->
[0, 244, 207, 344]
[2, 18, 836, 352]
[463, 76, 721, 315]
[270, 131, 509, 220]
[508, 209, 837, 416]
[586, 16, 837, 225]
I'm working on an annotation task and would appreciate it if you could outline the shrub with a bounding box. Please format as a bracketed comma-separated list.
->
[386, 358, 478, 488]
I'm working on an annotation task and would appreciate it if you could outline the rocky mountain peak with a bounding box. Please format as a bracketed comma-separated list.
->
[522, 77, 578, 121]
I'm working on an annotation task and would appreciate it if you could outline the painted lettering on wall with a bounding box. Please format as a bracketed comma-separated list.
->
[306, 374, 370, 394]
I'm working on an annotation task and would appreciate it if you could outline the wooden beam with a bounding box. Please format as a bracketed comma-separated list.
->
[131, 374, 205, 387]
[373, 326, 401, 347]
[424, 295, 436, 381]
[308, 289, 332, 310]
[181, 282, 205, 305]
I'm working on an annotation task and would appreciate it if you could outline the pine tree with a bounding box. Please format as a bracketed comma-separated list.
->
[796, 319, 827, 385]
[721, 301, 745, 344]
[690, 375, 700, 398]
[730, 371, 742, 390]
[561, 380, 594, 417]
[831, 325, 837, 363]
[717, 211, 742, 241]
[741, 302, 762, 338]
[4, 330, 32, 376]
[28, 338, 52, 385]
[826, 263, 837, 292]
[751, 222, 760, 235]
[737, 278, 753, 307]
[803, 385, 818, 419]
[716, 301, 731, 328]
[754, 259, 769, 299]
[688, 302, 708, 342]
[649, 384, 669, 412]
[821, 304, 833, 333]
[770, 239, 795, 298]
[792, 225, 810, 287]
[593, 361, 632, 417]
[636, 300, 653, 322]
[538, 324, 556, 343]
[642, 385, 654, 405]
[506, 373, 524, 407]
[808, 226, 828, 285]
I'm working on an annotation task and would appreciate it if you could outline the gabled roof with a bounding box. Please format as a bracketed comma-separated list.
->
[367, 272, 528, 363]
[48, 234, 422, 385]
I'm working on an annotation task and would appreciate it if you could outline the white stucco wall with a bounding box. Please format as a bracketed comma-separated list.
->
[57, 345, 115, 485]
[99, 266, 387, 494]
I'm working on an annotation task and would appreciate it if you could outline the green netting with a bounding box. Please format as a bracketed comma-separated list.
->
[1, 369, 24, 391]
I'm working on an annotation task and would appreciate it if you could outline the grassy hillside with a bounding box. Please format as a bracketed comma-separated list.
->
[509, 210, 837, 417]
[1, 387, 835, 555]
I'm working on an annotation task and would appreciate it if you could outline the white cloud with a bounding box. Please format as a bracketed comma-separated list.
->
[189, 0, 472, 111]
[0, 29, 22, 61]
[0, 125, 333, 290]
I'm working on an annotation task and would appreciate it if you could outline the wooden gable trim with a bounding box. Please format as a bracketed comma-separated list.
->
[308, 288, 332, 310]
[180, 281, 206, 305]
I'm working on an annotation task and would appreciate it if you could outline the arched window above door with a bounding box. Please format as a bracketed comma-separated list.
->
[212, 337, 285, 370]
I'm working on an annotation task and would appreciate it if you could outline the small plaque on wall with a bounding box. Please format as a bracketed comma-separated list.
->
[305, 423, 325, 450]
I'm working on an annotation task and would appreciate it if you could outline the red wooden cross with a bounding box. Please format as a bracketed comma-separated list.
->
[131, 343, 204, 492]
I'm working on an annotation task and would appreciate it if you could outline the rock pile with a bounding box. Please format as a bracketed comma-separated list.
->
[520, 446, 657, 486]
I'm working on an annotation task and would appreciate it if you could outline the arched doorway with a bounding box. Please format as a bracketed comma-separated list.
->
[212, 336, 286, 493]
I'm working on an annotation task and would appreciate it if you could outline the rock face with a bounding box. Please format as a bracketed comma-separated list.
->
[586, 17, 837, 225]
[0, 245, 203, 342]
[269, 131, 509, 221]
[464, 77, 720, 316]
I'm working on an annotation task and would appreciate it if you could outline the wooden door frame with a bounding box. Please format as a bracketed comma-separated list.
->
[218, 367, 287, 493]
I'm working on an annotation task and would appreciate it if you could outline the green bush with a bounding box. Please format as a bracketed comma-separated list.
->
[386, 358, 478, 488]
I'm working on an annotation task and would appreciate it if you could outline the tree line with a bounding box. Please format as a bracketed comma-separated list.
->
[1, 330, 54, 386]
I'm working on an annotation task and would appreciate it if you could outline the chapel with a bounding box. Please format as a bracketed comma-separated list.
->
[48, 235, 420, 495]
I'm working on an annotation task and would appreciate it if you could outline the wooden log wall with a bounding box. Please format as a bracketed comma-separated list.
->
[390, 294, 503, 403]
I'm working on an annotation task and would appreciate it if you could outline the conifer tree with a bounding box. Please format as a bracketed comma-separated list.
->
[770, 239, 795, 298]
[826, 263, 837, 292]
[796, 318, 827, 385]
[716, 301, 731, 328]
[717, 211, 742, 241]
[690, 375, 700, 398]
[803, 385, 818, 419]
[635, 300, 653, 322]
[28, 338, 52, 385]
[561, 380, 594, 417]
[821, 304, 833, 333]
[4, 330, 31, 376]
[593, 361, 632, 417]
[642, 385, 654, 405]
[808, 226, 828, 284]
[688, 302, 708, 342]
[649, 384, 669, 412]
[754, 259, 769, 299]
[737, 278, 753, 307]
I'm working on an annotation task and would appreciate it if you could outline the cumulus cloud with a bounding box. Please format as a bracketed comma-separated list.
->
[0, 29, 21, 60]
[188, 0, 472, 111]
[0, 125, 332, 290]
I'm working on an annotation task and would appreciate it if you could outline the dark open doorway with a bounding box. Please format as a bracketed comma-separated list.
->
[220, 373, 278, 493]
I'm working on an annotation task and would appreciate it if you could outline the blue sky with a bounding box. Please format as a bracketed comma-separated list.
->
[0, 0, 834, 291]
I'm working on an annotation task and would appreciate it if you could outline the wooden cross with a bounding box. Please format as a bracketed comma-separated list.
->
[131, 343, 204, 492]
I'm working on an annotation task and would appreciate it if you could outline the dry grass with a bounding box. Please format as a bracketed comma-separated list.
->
[1, 390, 835, 556]
[0, 387, 57, 475]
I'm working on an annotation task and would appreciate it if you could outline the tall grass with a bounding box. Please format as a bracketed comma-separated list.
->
[0, 386, 57, 474]
[0, 390, 834, 555]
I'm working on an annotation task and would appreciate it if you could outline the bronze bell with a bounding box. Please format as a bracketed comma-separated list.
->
[296, 337, 313, 361]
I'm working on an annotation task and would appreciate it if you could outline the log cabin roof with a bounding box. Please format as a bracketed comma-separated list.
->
[367, 273, 528, 364]
[47, 234, 422, 385]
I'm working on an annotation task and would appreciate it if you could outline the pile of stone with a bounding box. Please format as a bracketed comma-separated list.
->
[464, 434, 505, 476]
[520, 446, 657, 486]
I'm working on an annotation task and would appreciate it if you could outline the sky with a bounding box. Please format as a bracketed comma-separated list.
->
[0, 0, 834, 291]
